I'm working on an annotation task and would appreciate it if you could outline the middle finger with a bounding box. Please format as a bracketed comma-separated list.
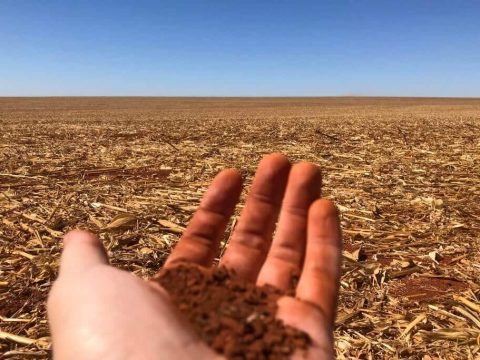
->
[257, 162, 321, 289]
[220, 153, 290, 282]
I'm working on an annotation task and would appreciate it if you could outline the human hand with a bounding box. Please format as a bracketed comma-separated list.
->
[47, 229, 220, 359]
[48, 153, 342, 359]
[166, 153, 342, 358]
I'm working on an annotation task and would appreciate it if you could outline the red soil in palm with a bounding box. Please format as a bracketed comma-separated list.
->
[155, 264, 311, 359]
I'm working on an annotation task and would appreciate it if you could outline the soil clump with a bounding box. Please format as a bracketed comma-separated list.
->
[156, 264, 311, 359]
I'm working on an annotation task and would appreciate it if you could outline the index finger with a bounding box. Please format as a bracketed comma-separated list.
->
[165, 169, 243, 268]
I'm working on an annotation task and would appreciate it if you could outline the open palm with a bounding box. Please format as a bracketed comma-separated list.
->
[48, 153, 342, 359]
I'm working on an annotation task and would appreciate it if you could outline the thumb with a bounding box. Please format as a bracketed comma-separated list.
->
[59, 230, 109, 277]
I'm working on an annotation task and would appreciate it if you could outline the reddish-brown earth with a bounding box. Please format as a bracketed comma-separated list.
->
[390, 277, 468, 302]
[156, 264, 311, 359]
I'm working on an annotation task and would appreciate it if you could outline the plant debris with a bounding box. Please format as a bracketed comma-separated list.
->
[1, 97, 479, 359]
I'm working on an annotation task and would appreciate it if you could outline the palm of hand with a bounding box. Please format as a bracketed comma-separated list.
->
[48, 154, 342, 359]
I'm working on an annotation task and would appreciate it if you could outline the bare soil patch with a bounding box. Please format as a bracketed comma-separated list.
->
[391, 277, 468, 302]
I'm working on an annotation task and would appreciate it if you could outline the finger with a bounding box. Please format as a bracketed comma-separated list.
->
[295, 199, 342, 325]
[257, 162, 321, 289]
[276, 297, 334, 356]
[165, 169, 242, 268]
[220, 153, 290, 282]
[59, 230, 109, 277]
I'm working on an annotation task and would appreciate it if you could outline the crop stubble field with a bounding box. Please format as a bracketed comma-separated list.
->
[0, 97, 479, 359]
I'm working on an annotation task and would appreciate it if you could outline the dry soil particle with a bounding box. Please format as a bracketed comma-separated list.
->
[156, 264, 311, 359]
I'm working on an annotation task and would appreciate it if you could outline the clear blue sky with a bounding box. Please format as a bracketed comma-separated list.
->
[1, 0, 479, 96]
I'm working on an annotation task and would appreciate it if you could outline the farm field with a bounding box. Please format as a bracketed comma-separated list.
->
[0, 97, 479, 359]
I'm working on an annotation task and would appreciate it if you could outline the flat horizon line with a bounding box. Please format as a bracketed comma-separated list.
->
[1, 95, 480, 99]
